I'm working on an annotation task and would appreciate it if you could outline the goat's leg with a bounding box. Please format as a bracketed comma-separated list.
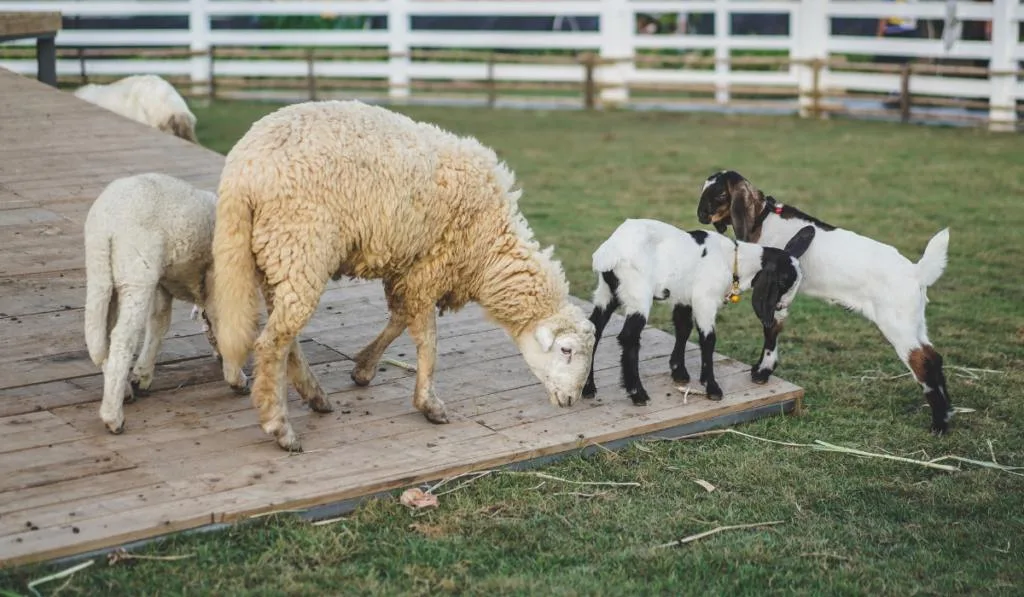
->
[129, 286, 172, 399]
[617, 311, 650, 406]
[692, 300, 723, 400]
[99, 285, 153, 434]
[584, 271, 622, 398]
[751, 320, 785, 384]
[250, 275, 325, 452]
[670, 304, 694, 384]
[879, 314, 953, 434]
[408, 306, 448, 424]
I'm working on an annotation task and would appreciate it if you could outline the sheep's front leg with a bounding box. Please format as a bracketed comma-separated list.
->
[129, 286, 173, 399]
[751, 320, 784, 384]
[288, 339, 333, 414]
[99, 285, 153, 434]
[692, 300, 723, 400]
[408, 308, 448, 424]
[670, 304, 694, 384]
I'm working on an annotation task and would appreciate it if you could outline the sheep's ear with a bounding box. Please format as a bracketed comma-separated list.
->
[783, 225, 816, 259]
[729, 178, 762, 242]
[750, 270, 781, 330]
[534, 325, 555, 352]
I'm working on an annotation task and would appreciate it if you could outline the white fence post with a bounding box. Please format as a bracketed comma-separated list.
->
[714, 0, 730, 104]
[793, 0, 828, 118]
[389, 0, 411, 102]
[988, 0, 1018, 132]
[599, 0, 631, 107]
[189, 0, 211, 98]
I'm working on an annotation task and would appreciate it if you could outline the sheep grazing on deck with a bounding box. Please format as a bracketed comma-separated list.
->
[208, 99, 596, 453]
[73, 75, 198, 143]
[84, 173, 246, 435]
[698, 170, 953, 434]
[583, 218, 815, 405]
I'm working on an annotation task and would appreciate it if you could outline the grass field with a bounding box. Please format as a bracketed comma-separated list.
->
[2, 102, 1023, 596]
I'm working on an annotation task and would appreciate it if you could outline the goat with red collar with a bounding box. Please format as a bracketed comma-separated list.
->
[697, 170, 953, 434]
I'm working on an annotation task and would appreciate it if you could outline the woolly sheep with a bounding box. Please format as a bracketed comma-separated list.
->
[698, 170, 953, 434]
[583, 218, 815, 404]
[84, 172, 246, 435]
[207, 99, 596, 452]
[73, 75, 198, 143]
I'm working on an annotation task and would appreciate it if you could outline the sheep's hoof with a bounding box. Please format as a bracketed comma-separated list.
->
[582, 381, 596, 399]
[106, 419, 125, 435]
[350, 367, 374, 387]
[128, 380, 151, 401]
[275, 428, 303, 453]
[423, 408, 449, 425]
[230, 382, 250, 396]
[309, 395, 334, 414]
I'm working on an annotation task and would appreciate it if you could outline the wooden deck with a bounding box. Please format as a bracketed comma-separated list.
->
[0, 67, 804, 568]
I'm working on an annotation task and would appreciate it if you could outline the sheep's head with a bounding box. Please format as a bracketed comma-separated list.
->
[750, 226, 815, 329]
[516, 303, 596, 408]
[697, 170, 766, 241]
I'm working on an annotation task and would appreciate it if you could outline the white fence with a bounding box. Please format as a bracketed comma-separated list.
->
[1, 0, 1022, 130]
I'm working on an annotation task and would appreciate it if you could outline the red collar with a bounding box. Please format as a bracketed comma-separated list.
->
[773, 204, 784, 215]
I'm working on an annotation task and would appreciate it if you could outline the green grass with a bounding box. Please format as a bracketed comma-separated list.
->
[3, 102, 1023, 596]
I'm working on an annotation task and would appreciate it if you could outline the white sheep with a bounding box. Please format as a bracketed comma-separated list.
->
[73, 75, 198, 143]
[698, 170, 953, 434]
[207, 99, 596, 453]
[583, 218, 815, 404]
[84, 172, 248, 435]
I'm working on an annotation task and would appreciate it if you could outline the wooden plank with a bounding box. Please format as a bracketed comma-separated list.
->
[0, 442, 135, 495]
[0, 270, 86, 317]
[0, 411, 85, 454]
[0, 12, 61, 37]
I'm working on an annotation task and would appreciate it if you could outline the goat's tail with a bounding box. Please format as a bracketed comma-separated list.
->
[591, 239, 622, 276]
[207, 181, 261, 372]
[84, 233, 114, 368]
[914, 227, 950, 288]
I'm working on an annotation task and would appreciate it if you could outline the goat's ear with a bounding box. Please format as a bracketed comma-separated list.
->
[750, 270, 781, 330]
[783, 225, 816, 259]
[729, 178, 762, 242]
[534, 324, 555, 352]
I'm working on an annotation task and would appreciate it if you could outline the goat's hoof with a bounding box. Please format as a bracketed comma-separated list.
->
[309, 395, 334, 414]
[750, 368, 772, 384]
[930, 421, 949, 436]
[106, 420, 125, 435]
[705, 383, 724, 401]
[671, 370, 690, 384]
[628, 390, 650, 406]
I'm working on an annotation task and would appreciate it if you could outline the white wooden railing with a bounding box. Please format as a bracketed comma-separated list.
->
[1, 0, 1021, 130]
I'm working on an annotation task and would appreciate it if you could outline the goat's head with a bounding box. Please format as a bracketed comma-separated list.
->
[698, 170, 767, 241]
[750, 225, 816, 329]
[517, 302, 596, 408]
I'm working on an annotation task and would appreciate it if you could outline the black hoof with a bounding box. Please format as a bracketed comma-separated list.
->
[230, 383, 250, 396]
[671, 369, 691, 384]
[629, 390, 650, 406]
[705, 383, 723, 401]
[582, 381, 596, 399]
[751, 367, 772, 384]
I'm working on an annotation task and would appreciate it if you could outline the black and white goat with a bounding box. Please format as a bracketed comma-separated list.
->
[582, 218, 815, 405]
[697, 170, 953, 434]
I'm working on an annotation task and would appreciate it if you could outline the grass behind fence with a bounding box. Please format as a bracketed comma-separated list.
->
[1, 102, 1022, 596]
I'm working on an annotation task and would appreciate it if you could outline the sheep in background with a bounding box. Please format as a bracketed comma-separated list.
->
[84, 172, 249, 435]
[208, 99, 596, 453]
[583, 218, 815, 404]
[73, 75, 198, 143]
[698, 170, 953, 434]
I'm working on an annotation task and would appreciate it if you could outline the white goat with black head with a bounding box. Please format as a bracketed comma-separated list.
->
[697, 170, 953, 434]
[582, 218, 815, 405]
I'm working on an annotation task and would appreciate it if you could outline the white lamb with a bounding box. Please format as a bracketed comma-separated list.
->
[208, 99, 596, 452]
[84, 172, 246, 435]
[73, 75, 198, 143]
[698, 170, 953, 434]
[583, 218, 816, 404]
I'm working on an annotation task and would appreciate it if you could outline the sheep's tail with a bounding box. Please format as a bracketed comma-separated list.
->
[84, 233, 114, 367]
[208, 183, 260, 370]
[914, 227, 950, 288]
[163, 113, 198, 143]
